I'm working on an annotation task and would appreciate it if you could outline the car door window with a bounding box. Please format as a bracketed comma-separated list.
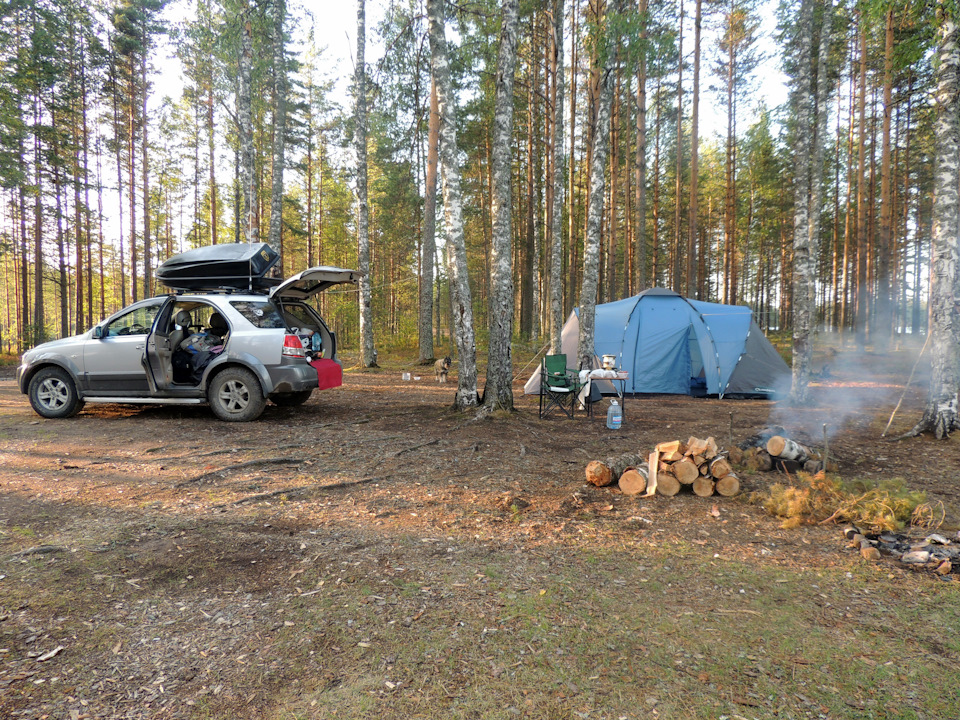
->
[106, 305, 161, 336]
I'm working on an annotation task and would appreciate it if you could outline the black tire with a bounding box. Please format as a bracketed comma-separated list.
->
[28, 366, 84, 419]
[271, 390, 313, 407]
[207, 367, 266, 422]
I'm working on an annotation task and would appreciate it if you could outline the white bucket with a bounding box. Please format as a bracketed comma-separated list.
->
[601, 354, 616, 370]
[402, 372, 411, 381]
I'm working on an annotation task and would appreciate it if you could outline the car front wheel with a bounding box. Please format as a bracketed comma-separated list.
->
[207, 367, 266, 422]
[28, 367, 84, 419]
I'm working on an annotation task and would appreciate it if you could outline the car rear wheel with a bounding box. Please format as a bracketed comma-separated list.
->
[28, 367, 84, 419]
[207, 367, 266, 422]
[271, 390, 313, 407]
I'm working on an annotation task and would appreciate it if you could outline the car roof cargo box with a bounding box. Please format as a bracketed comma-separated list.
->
[157, 243, 281, 292]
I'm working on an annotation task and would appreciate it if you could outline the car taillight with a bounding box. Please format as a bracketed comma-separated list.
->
[282, 334, 306, 358]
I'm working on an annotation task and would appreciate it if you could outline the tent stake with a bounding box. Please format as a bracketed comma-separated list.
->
[822, 423, 829, 472]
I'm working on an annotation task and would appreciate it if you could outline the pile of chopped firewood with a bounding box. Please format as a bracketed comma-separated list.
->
[584, 436, 739, 498]
[731, 427, 837, 474]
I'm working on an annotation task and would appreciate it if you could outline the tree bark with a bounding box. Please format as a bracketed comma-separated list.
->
[419, 79, 440, 364]
[356, 0, 377, 367]
[789, 0, 831, 405]
[875, 6, 895, 352]
[578, 0, 621, 372]
[910, 3, 959, 439]
[687, 0, 701, 298]
[239, 12, 257, 244]
[268, 0, 287, 259]
[427, 0, 479, 409]
[484, 0, 520, 411]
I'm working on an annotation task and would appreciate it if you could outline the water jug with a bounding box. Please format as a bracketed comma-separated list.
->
[606, 399, 622, 429]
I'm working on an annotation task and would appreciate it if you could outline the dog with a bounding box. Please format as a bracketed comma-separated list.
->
[434, 356, 452, 383]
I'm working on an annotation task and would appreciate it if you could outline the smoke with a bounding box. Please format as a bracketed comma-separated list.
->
[767, 343, 930, 442]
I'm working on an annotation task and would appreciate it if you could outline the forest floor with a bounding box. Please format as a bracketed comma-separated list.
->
[1, 344, 959, 719]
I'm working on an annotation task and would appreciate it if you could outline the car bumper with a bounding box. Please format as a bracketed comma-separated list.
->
[16, 363, 29, 394]
[267, 362, 321, 394]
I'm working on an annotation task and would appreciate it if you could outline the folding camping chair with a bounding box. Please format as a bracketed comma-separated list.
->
[539, 354, 580, 419]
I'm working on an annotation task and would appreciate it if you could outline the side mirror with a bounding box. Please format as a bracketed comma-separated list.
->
[92, 326, 104, 339]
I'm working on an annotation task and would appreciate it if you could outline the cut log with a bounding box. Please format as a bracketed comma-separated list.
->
[660, 450, 684, 463]
[673, 458, 700, 485]
[703, 437, 719, 459]
[584, 461, 614, 488]
[727, 446, 743, 465]
[685, 437, 708, 457]
[658, 460, 677, 475]
[656, 440, 686, 455]
[692, 477, 715, 497]
[698, 462, 710, 476]
[715, 473, 740, 497]
[585, 452, 647, 487]
[618, 465, 649, 495]
[657, 472, 681, 496]
[708, 457, 733, 479]
[647, 450, 660, 495]
[766, 435, 811, 462]
[744, 448, 773, 472]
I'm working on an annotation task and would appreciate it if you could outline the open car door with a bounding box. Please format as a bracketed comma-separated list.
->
[269, 266, 363, 301]
[142, 297, 178, 393]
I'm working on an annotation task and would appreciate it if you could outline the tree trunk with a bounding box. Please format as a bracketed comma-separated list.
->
[875, 6, 895, 352]
[687, 0, 701, 298]
[141, 49, 151, 298]
[484, 0, 520, 411]
[578, 0, 621, 372]
[854, 17, 868, 349]
[635, 0, 648, 292]
[910, 4, 959, 439]
[548, 0, 566, 353]
[268, 0, 287, 258]
[239, 13, 258, 243]
[419, 79, 440, 364]
[355, 0, 377, 367]
[789, 0, 831, 405]
[427, 0, 479, 410]
[673, 0, 684, 293]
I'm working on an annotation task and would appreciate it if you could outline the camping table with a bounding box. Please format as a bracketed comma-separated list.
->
[578, 369, 628, 420]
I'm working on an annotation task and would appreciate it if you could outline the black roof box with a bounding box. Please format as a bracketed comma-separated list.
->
[157, 243, 281, 292]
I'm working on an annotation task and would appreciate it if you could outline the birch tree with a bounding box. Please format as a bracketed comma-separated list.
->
[356, 0, 377, 367]
[910, 1, 959, 438]
[267, 0, 287, 257]
[578, 0, 622, 372]
[484, 0, 520, 411]
[238, 8, 257, 243]
[426, 0, 479, 409]
[788, 0, 832, 405]
[418, 79, 439, 365]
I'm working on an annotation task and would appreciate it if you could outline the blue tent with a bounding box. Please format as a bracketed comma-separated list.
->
[524, 288, 790, 398]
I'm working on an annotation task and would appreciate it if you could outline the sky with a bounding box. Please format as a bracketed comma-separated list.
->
[154, 0, 789, 142]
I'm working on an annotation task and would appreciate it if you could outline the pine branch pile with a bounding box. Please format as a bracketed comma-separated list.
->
[758, 472, 928, 531]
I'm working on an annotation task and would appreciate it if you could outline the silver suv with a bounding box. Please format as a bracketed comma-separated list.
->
[18, 245, 361, 422]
